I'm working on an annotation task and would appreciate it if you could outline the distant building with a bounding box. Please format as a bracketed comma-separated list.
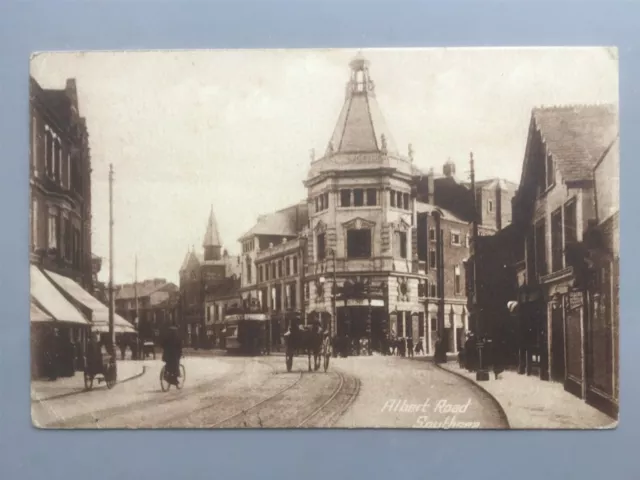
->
[178, 207, 241, 347]
[114, 279, 179, 341]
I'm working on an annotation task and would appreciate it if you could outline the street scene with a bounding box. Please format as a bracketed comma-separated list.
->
[30, 48, 619, 429]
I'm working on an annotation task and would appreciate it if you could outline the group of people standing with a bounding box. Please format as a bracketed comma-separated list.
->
[32, 328, 81, 380]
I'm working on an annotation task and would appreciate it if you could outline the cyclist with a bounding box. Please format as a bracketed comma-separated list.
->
[162, 326, 182, 384]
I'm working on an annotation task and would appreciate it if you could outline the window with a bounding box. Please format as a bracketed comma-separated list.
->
[418, 282, 426, 298]
[66, 153, 71, 189]
[271, 262, 276, 279]
[390, 190, 396, 207]
[258, 265, 263, 283]
[246, 257, 252, 284]
[395, 231, 408, 259]
[45, 128, 52, 177]
[454, 265, 461, 295]
[315, 197, 319, 213]
[347, 229, 371, 258]
[451, 231, 461, 246]
[466, 234, 471, 248]
[534, 220, 547, 277]
[429, 228, 436, 241]
[488, 200, 493, 213]
[396, 191, 402, 209]
[278, 260, 283, 278]
[429, 249, 436, 269]
[317, 233, 326, 261]
[285, 257, 291, 276]
[340, 189, 351, 207]
[31, 198, 38, 250]
[431, 317, 437, 330]
[551, 208, 563, 272]
[31, 117, 37, 174]
[430, 283, 437, 298]
[265, 264, 270, 281]
[564, 199, 577, 265]
[293, 256, 298, 274]
[403, 193, 410, 210]
[54, 140, 61, 182]
[546, 154, 555, 189]
[354, 189, 364, 207]
[366, 188, 377, 206]
[418, 313, 425, 337]
[64, 217, 71, 260]
[48, 212, 58, 250]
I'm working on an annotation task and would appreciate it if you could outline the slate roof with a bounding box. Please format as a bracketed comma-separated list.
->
[203, 206, 222, 247]
[531, 104, 618, 183]
[115, 280, 177, 300]
[416, 201, 468, 224]
[239, 202, 308, 240]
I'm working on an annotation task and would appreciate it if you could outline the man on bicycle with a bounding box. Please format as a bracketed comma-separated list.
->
[162, 326, 182, 384]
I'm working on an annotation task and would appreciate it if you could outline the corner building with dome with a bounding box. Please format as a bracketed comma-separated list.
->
[237, 54, 517, 355]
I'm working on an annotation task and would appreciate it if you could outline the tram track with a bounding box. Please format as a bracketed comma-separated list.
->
[158, 359, 303, 428]
[207, 365, 361, 429]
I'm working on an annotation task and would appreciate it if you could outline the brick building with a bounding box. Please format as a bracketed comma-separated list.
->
[480, 104, 620, 416]
[114, 279, 179, 341]
[29, 76, 135, 377]
[178, 207, 241, 347]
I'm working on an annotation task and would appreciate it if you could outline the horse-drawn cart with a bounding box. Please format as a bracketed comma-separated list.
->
[284, 323, 331, 373]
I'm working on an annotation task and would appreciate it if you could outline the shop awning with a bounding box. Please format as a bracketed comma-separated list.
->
[43, 269, 136, 333]
[30, 266, 89, 325]
[30, 300, 53, 323]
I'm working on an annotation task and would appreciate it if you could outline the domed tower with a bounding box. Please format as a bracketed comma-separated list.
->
[304, 53, 421, 348]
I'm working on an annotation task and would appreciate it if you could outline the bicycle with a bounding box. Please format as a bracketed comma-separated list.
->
[159, 363, 186, 392]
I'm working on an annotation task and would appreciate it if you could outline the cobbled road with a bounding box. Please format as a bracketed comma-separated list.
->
[32, 353, 506, 429]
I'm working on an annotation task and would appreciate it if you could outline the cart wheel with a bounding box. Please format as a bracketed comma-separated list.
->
[285, 353, 293, 372]
[106, 364, 117, 389]
[159, 365, 169, 392]
[324, 354, 330, 372]
[84, 372, 93, 390]
[175, 364, 186, 390]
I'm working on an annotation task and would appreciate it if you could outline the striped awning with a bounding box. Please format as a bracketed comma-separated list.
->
[30, 266, 88, 325]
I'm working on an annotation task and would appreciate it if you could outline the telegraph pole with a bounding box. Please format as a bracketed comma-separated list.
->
[470, 152, 489, 381]
[134, 254, 140, 358]
[108, 164, 115, 357]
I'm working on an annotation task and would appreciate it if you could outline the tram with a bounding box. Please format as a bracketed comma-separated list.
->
[223, 312, 268, 355]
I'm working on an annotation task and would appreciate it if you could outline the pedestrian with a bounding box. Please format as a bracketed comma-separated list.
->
[415, 337, 424, 356]
[407, 336, 414, 358]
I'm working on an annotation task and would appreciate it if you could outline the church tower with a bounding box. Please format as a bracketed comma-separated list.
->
[203, 205, 222, 261]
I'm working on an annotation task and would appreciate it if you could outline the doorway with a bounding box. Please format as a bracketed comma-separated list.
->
[550, 301, 566, 382]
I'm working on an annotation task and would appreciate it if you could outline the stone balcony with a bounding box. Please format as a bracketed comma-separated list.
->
[255, 237, 302, 262]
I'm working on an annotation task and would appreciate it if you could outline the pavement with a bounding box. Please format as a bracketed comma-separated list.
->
[30, 360, 146, 403]
[436, 361, 617, 429]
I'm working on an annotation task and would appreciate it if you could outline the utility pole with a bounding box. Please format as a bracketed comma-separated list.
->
[108, 164, 115, 358]
[470, 152, 489, 381]
[134, 254, 140, 358]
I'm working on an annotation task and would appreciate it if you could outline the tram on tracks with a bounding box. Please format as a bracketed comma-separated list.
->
[223, 312, 268, 355]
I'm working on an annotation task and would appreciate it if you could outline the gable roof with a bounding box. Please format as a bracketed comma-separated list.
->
[239, 202, 308, 240]
[416, 201, 468, 224]
[529, 104, 618, 183]
[115, 281, 177, 301]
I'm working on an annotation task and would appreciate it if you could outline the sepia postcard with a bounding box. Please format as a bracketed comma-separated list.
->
[29, 47, 619, 429]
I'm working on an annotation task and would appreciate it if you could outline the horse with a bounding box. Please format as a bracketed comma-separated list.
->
[284, 322, 324, 372]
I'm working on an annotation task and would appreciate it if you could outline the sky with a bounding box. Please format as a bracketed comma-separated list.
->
[30, 47, 618, 285]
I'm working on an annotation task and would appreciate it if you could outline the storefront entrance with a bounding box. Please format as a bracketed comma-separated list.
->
[336, 306, 387, 352]
[550, 301, 566, 382]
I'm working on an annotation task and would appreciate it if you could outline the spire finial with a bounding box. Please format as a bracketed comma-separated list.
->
[408, 143, 414, 162]
[380, 134, 387, 154]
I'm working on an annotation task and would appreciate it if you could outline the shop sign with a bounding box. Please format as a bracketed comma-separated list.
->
[569, 291, 583, 310]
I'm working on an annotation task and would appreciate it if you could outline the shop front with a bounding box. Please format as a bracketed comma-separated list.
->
[30, 265, 92, 379]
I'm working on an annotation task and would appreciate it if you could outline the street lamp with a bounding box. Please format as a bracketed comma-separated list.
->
[320, 248, 337, 340]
